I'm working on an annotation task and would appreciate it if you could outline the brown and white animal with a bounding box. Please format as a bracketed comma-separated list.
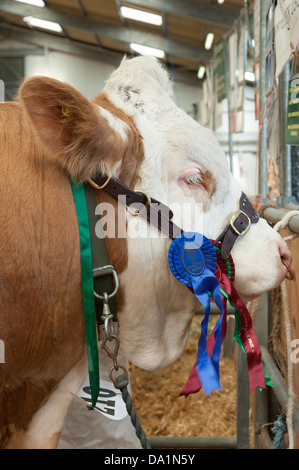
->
[0, 56, 291, 448]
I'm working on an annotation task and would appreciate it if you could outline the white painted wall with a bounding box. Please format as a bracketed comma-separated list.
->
[25, 52, 116, 101]
[24, 51, 202, 113]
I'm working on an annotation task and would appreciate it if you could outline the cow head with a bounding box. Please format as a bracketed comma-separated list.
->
[102, 56, 291, 299]
[19, 56, 291, 303]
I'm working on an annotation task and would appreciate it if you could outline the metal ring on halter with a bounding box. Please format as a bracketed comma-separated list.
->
[88, 172, 111, 190]
[93, 265, 119, 300]
[126, 189, 151, 216]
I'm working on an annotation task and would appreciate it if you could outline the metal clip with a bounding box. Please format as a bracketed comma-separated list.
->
[101, 334, 119, 366]
[101, 292, 114, 341]
[93, 265, 119, 300]
[101, 335, 128, 385]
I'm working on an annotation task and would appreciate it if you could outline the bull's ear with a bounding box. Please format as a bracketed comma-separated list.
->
[19, 76, 124, 181]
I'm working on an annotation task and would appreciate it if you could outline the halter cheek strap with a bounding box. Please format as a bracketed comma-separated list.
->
[91, 176, 259, 258]
[89, 175, 183, 239]
[216, 192, 260, 259]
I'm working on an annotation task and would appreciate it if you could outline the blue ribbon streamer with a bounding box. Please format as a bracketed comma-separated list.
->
[191, 272, 224, 394]
[168, 232, 225, 394]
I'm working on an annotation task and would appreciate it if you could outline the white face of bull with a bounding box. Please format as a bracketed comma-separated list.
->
[103, 56, 291, 300]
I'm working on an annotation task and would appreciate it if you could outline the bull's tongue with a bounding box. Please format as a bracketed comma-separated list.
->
[168, 232, 273, 398]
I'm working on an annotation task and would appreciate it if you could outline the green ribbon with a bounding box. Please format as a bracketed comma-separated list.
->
[220, 288, 273, 390]
[71, 179, 99, 409]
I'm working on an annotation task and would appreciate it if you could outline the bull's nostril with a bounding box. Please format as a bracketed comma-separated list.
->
[279, 245, 292, 266]
[279, 245, 294, 280]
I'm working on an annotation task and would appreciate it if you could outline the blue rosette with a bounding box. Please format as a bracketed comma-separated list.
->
[168, 232, 225, 395]
[168, 232, 217, 286]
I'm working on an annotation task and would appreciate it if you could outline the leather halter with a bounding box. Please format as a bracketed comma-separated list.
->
[89, 176, 258, 259]
[216, 192, 259, 259]
[90, 175, 183, 239]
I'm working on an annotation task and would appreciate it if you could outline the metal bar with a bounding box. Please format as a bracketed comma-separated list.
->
[278, 62, 293, 206]
[262, 207, 299, 235]
[254, 293, 271, 447]
[149, 436, 237, 449]
[196, 304, 234, 315]
[0, 48, 42, 57]
[258, 0, 268, 202]
[223, 315, 235, 358]
[285, 203, 299, 210]
[236, 347, 249, 448]
[0, 24, 122, 66]
[225, 37, 234, 173]
[255, 292, 271, 347]
[261, 346, 299, 438]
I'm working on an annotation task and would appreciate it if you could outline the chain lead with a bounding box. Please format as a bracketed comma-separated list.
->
[100, 335, 151, 450]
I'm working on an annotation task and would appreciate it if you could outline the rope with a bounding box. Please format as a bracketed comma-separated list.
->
[114, 374, 151, 450]
[272, 414, 287, 449]
[274, 210, 299, 241]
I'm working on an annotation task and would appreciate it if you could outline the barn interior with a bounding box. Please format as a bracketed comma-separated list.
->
[0, 0, 299, 451]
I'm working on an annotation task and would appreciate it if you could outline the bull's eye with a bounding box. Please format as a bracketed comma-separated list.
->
[183, 173, 202, 186]
[178, 168, 215, 196]
[178, 169, 206, 193]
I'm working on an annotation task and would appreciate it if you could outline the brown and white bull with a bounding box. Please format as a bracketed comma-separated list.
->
[0, 56, 291, 448]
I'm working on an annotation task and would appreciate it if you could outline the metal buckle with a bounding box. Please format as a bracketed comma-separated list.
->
[126, 189, 151, 216]
[93, 265, 119, 300]
[88, 172, 111, 190]
[230, 210, 251, 236]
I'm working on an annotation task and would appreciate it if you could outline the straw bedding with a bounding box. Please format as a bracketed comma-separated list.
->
[129, 317, 238, 440]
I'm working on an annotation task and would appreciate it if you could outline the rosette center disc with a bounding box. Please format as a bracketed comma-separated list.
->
[168, 232, 217, 287]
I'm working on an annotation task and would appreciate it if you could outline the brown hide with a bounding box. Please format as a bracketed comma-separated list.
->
[0, 79, 143, 447]
[0, 101, 86, 446]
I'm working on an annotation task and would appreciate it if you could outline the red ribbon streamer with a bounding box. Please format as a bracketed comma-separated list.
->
[179, 273, 266, 398]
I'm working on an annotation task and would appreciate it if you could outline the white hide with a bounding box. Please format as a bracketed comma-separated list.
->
[97, 105, 129, 142]
[99, 56, 290, 369]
